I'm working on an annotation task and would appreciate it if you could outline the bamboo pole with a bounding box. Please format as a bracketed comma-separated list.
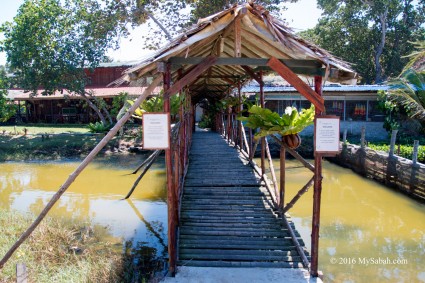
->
[241, 122, 250, 157]
[131, 149, 161, 174]
[265, 139, 279, 206]
[270, 135, 315, 172]
[280, 142, 286, 209]
[123, 150, 162, 200]
[0, 75, 162, 270]
[283, 177, 314, 213]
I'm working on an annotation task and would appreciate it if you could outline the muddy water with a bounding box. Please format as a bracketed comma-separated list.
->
[2, 155, 424, 282]
[0, 155, 168, 258]
[258, 158, 425, 282]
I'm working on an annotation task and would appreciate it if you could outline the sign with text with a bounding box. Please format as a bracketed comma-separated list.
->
[143, 113, 170, 149]
[315, 116, 340, 154]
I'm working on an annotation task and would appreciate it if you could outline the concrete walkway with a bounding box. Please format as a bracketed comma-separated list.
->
[162, 266, 323, 283]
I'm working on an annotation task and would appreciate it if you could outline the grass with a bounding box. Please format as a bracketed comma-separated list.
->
[0, 124, 90, 135]
[0, 209, 124, 283]
[0, 134, 119, 161]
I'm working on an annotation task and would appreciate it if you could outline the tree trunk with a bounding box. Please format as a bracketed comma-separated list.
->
[374, 8, 388, 84]
[80, 92, 107, 124]
[147, 12, 172, 41]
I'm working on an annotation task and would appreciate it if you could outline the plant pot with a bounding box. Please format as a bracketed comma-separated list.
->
[283, 133, 301, 149]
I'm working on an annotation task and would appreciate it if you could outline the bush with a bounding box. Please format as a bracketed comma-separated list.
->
[368, 143, 425, 163]
[87, 122, 111, 133]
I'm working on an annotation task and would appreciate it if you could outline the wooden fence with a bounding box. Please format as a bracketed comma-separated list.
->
[331, 143, 425, 202]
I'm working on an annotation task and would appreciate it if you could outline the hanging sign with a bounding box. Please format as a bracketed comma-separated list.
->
[143, 113, 170, 149]
[315, 116, 340, 155]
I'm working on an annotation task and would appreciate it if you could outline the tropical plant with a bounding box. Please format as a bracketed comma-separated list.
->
[87, 122, 112, 133]
[386, 69, 425, 127]
[238, 105, 315, 138]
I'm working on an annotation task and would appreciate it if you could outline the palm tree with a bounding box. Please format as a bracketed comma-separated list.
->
[385, 41, 425, 130]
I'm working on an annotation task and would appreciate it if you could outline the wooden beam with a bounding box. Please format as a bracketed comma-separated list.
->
[234, 18, 241, 57]
[267, 57, 324, 112]
[168, 57, 322, 68]
[241, 65, 262, 85]
[164, 56, 218, 97]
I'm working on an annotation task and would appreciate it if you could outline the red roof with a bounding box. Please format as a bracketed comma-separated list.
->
[11, 86, 162, 101]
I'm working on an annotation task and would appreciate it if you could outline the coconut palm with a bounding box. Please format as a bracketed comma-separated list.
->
[385, 41, 425, 128]
[386, 69, 425, 125]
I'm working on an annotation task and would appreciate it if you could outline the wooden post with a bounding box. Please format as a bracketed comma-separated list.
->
[260, 70, 266, 175]
[163, 65, 178, 276]
[238, 81, 243, 151]
[389, 129, 398, 157]
[412, 140, 419, 165]
[311, 76, 324, 277]
[280, 140, 286, 209]
[16, 263, 27, 283]
[360, 126, 366, 149]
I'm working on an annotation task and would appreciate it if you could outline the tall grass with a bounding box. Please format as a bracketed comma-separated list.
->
[0, 209, 124, 282]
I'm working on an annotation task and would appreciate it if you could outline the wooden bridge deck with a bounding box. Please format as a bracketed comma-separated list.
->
[178, 131, 308, 268]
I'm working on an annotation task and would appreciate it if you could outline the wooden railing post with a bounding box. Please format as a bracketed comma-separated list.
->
[412, 140, 419, 165]
[360, 126, 366, 149]
[163, 64, 178, 276]
[389, 129, 398, 157]
[260, 70, 266, 175]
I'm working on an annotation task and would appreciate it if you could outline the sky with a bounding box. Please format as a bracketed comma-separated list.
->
[0, 0, 322, 65]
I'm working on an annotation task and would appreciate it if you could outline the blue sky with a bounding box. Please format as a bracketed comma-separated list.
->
[0, 0, 322, 65]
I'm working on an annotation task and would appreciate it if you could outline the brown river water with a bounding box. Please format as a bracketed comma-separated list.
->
[1, 155, 424, 282]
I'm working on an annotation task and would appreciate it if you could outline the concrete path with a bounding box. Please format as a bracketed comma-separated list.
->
[162, 266, 323, 283]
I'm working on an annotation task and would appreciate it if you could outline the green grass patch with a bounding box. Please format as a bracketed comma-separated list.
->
[0, 134, 118, 161]
[0, 209, 124, 283]
[0, 124, 90, 135]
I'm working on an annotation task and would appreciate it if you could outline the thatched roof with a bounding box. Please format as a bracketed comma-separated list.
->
[114, 2, 357, 102]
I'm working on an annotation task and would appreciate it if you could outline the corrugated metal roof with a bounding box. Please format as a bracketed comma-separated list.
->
[242, 85, 389, 93]
[113, 3, 358, 102]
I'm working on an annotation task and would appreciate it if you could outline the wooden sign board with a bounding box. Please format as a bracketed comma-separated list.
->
[143, 113, 170, 149]
[315, 116, 340, 155]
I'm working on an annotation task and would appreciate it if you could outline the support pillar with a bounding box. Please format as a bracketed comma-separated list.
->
[163, 64, 178, 276]
[311, 76, 323, 277]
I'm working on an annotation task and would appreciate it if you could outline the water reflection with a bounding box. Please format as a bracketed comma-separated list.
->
[259, 158, 425, 282]
[0, 155, 168, 257]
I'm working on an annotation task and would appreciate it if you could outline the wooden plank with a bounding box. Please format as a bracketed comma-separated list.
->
[178, 131, 308, 268]
[168, 57, 322, 68]
[267, 57, 325, 112]
[178, 260, 304, 268]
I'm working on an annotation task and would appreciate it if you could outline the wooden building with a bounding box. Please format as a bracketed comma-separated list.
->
[9, 62, 161, 123]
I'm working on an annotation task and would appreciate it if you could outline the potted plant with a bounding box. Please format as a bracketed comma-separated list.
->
[238, 105, 315, 149]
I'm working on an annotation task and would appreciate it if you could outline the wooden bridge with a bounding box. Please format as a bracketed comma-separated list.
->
[178, 130, 309, 268]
